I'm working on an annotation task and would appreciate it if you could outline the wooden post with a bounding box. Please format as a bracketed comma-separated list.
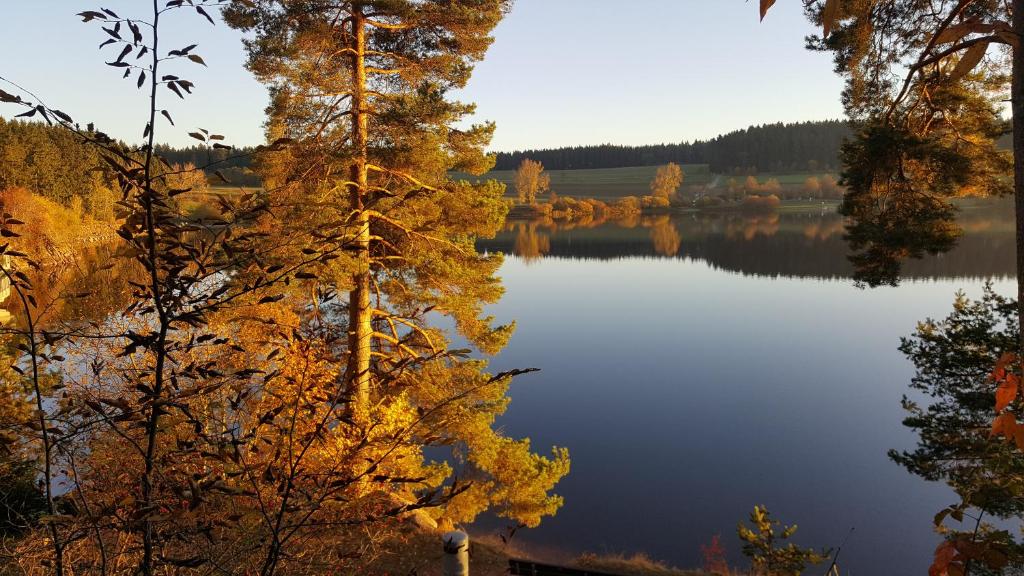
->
[442, 530, 469, 576]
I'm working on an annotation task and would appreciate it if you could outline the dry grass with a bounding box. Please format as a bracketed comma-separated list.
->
[575, 552, 712, 576]
[365, 530, 720, 576]
[364, 530, 511, 576]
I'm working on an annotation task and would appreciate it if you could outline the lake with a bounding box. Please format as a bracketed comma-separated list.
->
[473, 204, 1017, 575]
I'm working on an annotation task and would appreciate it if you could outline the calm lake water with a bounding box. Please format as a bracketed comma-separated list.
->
[474, 205, 1017, 575]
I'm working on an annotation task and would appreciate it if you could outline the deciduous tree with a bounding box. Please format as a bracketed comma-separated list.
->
[515, 158, 551, 204]
[649, 162, 683, 200]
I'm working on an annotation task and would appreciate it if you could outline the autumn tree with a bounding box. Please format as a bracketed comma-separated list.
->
[0, 2, 363, 573]
[649, 162, 684, 200]
[163, 162, 209, 196]
[224, 0, 568, 558]
[651, 158, 684, 199]
[802, 176, 821, 197]
[515, 158, 551, 204]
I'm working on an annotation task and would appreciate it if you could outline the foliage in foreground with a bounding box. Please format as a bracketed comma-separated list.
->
[737, 505, 829, 576]
[0, 1, 569, 575]
[897, 285, 1024, 574]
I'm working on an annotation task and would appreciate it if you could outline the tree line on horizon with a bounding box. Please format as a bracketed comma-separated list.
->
[492, 119, 850, 174]
[0, 116, 851, 194]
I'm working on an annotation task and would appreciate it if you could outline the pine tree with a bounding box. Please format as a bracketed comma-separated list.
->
[224, 0, 568, 532]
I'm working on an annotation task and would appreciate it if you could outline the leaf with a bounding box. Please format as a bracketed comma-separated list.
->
[161, 110, 174, 125]
[169, 44, 198, 56]
[51, 109, 72, 123]
[930, 540, 958, 576]
[77, 11, 106, 22]
[759, 0, 776, 21]
[128, 20, 143, 44]
[167, 82, 184, 99]
[196, 6, 216, 25]
[996, 374, 1018, 412]
[188, 131, 207, 142]
[991, 352, 1015, 381]
[991, 411, 1017, 440]
[0, 89, 21, 103]
[822, 0, 841, 37]
[137, 71, 147, 89]
[116, 44, 133, 63]
[950, 40, 990, 81]
[1014, 425, 1024, 451]
[188, 54, 207, 66]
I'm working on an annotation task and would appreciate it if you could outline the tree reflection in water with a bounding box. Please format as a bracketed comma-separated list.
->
[483, 204, 1016, 283]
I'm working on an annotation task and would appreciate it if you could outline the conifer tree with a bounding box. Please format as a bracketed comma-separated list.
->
[224, 0, 568, 531]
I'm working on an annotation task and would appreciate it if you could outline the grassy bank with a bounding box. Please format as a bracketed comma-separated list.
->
[467, 165, 712, 198]
[455, 165, 841, 201]
[368, 531, 713, 576]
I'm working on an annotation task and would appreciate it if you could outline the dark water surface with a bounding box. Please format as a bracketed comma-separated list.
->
[473, 205, 1016, 575]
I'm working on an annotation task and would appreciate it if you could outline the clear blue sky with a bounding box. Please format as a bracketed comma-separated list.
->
[0, 1, 844, 150]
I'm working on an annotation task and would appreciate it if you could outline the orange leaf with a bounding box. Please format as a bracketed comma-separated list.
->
[759, 0, 777, 21]
[991, 412, 1017, 440]
[991, 352, 1016, 381]
[996, 374, 1019, 412]
[1014, 425, 1024, 451]
[930, 540, 957, 576]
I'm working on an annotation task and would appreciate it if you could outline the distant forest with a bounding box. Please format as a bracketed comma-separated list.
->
[492, 120, 850, 173]
[158, 120, 852, 180]
[0, 118, 849, 202]
[155, 144, 261, 186]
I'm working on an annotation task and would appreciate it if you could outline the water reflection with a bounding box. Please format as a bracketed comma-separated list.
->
[473, 201, 1017, 575]
[0, 258, 10, 326]
[0, 245, 142, 331]
[479, 205, 1015, 281]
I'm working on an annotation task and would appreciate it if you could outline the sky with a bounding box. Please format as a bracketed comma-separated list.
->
[0, 1, 845, 150]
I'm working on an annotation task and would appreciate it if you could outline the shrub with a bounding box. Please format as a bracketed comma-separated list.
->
[741, 194, 781, 212]
[641, 195, 671, 209]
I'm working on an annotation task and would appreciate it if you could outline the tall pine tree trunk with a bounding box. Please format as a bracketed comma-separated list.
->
[347, 4, 372, 414]
[1014, 1, 1024, 359]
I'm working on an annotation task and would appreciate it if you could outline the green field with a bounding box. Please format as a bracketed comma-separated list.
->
[212, 167, 839, 201]
[454, 165, 708, 199]
[456, 165, 837, 199]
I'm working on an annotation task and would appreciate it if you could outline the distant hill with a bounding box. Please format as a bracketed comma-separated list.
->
[492, 120, 850, 174]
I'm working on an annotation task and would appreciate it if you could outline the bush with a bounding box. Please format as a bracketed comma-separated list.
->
[0, 187, 86, 255]
[741, 194, 781, 211]
[641, 195, 671, 209]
